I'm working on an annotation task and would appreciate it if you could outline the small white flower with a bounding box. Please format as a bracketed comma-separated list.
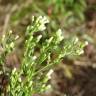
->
[2, 34, 5, 42]
[18, 77, 21, 82]
[56, 29, 64, 42]
[32, 56, 37, 60]
[85, 41, 88, 46]
[10, 42, 14, 48]
[12, 68, 17, 74]
[47, 69, 53, 79]
[29, 81, 33, 87]
[37, 35, 42, 42]
[48, 37, 53, 43]
[76, 50, 84, 55]
[36, 16, 49, 31]
[15, 35, 19, 40]
[9, 30, 12, 34]
[32, 16, 35, 22]
[46, 84, 51, 89]
[38, 24, 46, 31]
[74, 37, 79, 44]
[2, 34, 5, 39]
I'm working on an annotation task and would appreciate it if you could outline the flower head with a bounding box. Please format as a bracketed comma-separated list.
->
[34, 16, 49, 31]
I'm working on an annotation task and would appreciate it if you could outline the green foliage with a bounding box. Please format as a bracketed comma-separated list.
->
[0, 31, 18, 73]
[46, 0, 86, 26]
[0, 16, 86, 96]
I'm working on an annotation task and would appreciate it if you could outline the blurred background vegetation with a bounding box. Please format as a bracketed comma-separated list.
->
[0, 0, 96, 96]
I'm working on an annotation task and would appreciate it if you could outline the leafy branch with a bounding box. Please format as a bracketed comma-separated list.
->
[0, 16, 87, 96]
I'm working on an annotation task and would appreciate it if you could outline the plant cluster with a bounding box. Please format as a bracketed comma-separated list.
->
[0, 16, 86, 96]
